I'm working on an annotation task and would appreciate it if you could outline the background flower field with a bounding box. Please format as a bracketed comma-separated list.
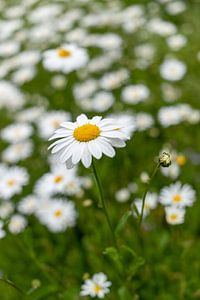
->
[0, 0, 200, 299]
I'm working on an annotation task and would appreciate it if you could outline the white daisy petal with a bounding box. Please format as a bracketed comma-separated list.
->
[81, 145, 92, 168]
[88, 140, 102, 159]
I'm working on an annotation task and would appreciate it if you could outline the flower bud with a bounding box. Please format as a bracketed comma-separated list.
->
[31, 279, 41, 289]
[159, 152, 171, 167]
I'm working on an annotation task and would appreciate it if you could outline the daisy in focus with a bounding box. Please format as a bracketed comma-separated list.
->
[80, 272, 112, 298]
[43, 44, 89, 73]
[48, 114, 130, 169]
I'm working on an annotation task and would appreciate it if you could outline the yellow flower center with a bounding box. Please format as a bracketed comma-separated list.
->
[73, 124, 100, 142]
[57, 48, 72, 58]
[94, 284, 102, 293]
[169, 214, 177, 221]
[54, 209, 62, 218]
[7, 179, 16, 187]
[173, 194, 182, 203]
[176, 155, 186, 166]
[54, 175, 64, 184]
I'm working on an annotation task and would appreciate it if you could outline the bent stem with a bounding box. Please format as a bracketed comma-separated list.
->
[138, 162, 161, 229]
[92, 160, 117, 248]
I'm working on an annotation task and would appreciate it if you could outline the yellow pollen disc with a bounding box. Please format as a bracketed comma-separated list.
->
[57, 48, 72, 58]
[176, 155, 186, 166]
[173, 194, 182, 203]
[169, 214, 177, 221]
[94, 284, 102, 293]
[7, 179, 16, 187]
[73, 124, 100, 142]
[54, 175, 64, 184]
[54, 209, 62, 218]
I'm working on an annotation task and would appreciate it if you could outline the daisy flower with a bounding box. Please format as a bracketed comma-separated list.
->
[1, 123, 33, 144]
[159, 182, 196, 207]
[133, 192, 158, 218]
[160, 58, 187, 81]
[48, 114, 130, 169]
[2, 141, 33, 163]
[0, 167, 29, 200]
[80, 272, 112, 298]
[8, 214, 27, 234]
[43, 44, 89, 73]
[38, 111, 71, 139]
[35, 198, 77, 233]
[165, 206, 185, 225]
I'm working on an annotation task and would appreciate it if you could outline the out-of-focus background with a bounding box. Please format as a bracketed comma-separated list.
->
[0, 0, 200, 299]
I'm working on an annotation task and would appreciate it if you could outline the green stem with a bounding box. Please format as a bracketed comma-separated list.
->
[138, 162, 161, 229]
[92, 160, 117, 248]
[0, 278, 24, 295]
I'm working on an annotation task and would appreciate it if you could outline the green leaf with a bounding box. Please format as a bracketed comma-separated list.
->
[103, 247, 123, 273]
[118, 286, 132, 300]
[120, 245, 145, 279]
[115, 211, 131, 236]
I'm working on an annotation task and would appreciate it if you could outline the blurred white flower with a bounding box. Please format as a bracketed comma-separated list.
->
[38, 111, 71, 139]
[8, 214, 27, 234]
[161, 83, 181, 102]
[12, 67, 36, 85]
[133, 192, 158, 218]
[148, 18, 177, 36]
[51, 75, 67, 90]
[0, 167, 29, 200]
[0, 40, 20, 57]
[81, 272, 111, 298]
[122, 84, 150, 104]
[99, 69, 129, 90]
[0, 202, 14, 219]
[166, 1, 186, 15]
[0, 81, 25, 110]
[1, 123, 33, 144]
[160, 58, 187, 81]
[165, 206, 185, 225]
[18, 195, 38, 215]
[158, 106, 182, 127]
[43, 44, 88, 73]
[161, 163, 180, 179]
[35, 198, 77, 233]
[2, 140, 33, 163]
[73, 79, 98, 101]
[34, 166, 82, 197]
[160, 182, 196, 207]
[115, 188, 130, 203]
[16, 107, 45, 124]
[135, 113, 154, 131]
[166, 34, 187, 51]
[78, 92, 115, 112]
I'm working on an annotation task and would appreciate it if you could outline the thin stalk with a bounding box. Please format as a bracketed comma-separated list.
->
[92, 160, 117, 248]
[138, 162, 161, 229]
[0, 278, 25, 295]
